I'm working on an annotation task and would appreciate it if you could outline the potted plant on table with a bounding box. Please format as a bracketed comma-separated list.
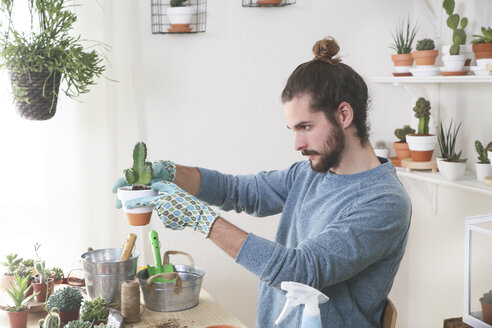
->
[441, 0, 469, 75]
[472, 26, 492, 67]
[437, 120, 467, 180]
[392, 125, 415, 166]
[47, 286, 83, 324]
[167, 0, 194, 33]
[80, 297, 110, 327]
[406, 97, 437, 162]
[1, 254, 22, 291]
[5, 274, 38, 328]
[117, 142, 157, 226]
[0, 0, 106, 121]
[390, 17, 418, 76]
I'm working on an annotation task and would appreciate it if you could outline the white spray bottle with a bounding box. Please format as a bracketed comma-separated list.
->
[275, 281, 329, 328]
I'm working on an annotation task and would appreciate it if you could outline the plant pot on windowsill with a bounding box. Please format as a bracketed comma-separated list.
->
[406, 134, 437, 162]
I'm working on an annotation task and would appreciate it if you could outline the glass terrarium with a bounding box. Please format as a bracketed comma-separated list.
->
[464, 214, 492, 327]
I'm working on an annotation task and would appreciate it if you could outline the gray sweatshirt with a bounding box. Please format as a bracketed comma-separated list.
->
[197, 159, 411, 327]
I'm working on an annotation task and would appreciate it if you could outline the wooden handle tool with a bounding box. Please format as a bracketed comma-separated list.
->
[121, 233, 137, 261]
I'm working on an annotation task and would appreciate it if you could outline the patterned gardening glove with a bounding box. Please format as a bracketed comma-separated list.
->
[124, 181, 220, 238]
[112, 160, 176, 209]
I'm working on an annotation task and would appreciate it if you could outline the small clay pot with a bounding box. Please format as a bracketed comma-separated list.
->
[481, 301, 492, 325]
[412, 50, 439, 66]
[32, 278, 55, 303]
[473, 43, 492, 60]
[391, 54, 414, 66]
[410, 150, 434, 162]
[7, 307, 29, 328]
[59, 307, 80, 324]
[393, 142, 411, 160]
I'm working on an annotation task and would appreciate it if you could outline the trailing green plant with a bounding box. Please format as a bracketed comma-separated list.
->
[390, 17, 418, 54]
[123, 142, 153, 190]
[472, 26, 492, 44]
[1, 253, 22, 275]
[80, 297, 110, 323]
[475, 140, 492, 164]
[170, 0, 188, 6]
[394, 125, 415, 143]
[416, 38, 435, 51]
[6, 274, 38, 312]
[413, 97, 432, 135]
[47, 286, 83, 312]
[39, 307, 61, 328]
[437, 120, 466, 162]
[443, 0, 468, 55]
[51, 267, 64, 281]
[64, 320, 92, 328]
[0, 0, 106, 112]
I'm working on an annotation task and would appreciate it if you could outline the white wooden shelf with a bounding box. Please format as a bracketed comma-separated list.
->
[371, 76, 492, 84]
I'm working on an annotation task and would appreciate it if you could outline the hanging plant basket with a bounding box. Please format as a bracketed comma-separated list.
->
[11, 70, 61, 121]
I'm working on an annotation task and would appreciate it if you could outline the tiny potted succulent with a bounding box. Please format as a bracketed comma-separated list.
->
[31, 244, 54, 303]
[437, 120, 467, 180]
[64, 320, 92, 328]
[5, 274, 38, 328]
[393, 125, 415, 165]
[412, 38, 439, 66]
[1, 253, 22, 291]
[390, 17, 418, 75]
[47, 286, 84, 324]
[80, 297, 110, 327]
[51, 267, 64, 284]
[39, 307, 61, 328]
[406, 97, 437, 162]
[480, 290, 492, 325]
[474, 140, 492, 182]
[373, 140, 389, 159]
[117, 142, 157, 226]
[471, 26, 492, 66]
[441, 0, 469, 74]
[166, 0, 194, 33]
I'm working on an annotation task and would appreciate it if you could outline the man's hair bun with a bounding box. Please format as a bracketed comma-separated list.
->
[312, 37, 341, 64]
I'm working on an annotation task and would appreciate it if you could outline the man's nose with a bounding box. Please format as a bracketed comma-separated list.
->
[294, 133, 307, 151]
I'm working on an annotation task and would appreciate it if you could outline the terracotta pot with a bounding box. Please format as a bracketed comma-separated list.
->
[117, 187, 157, 226]
[32, 278, 55, 302]
[393, 142, 411, 160]
[410, 150, 434, 162]
[473, 43, 492, 60]
[406, 134, 437, 162]
[7, 308, 29, 328]
[412, 50, 439, 66]
[481, 301, 492, 324]
[391, 54, 414, 66]
[59, 307, 80, 324]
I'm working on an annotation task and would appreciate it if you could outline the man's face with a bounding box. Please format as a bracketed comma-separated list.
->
[283, 94, 345, 173]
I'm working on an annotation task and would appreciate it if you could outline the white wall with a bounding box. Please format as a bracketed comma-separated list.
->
[1, 0, 492, 327]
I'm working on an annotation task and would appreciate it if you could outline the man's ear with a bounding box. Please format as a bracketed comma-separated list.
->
[337, 102, 354, 128]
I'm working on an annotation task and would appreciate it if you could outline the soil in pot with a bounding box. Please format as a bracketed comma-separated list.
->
[7, 307, 29, 328]
[32, 278, 55, 302]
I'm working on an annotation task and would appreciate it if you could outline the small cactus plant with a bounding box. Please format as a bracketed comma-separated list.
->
[475, 140, 492, 164]
[123, 142, 153, 190]
[39, 307, 61, 328]
[394, 125, 416, 143]
[35, 260, 47, 284]
[416, 38, 435, 51]
[64, 320, 92, 328]
[47, 286, 83, 312]
[413, 97, 431, 135]
[443, 0, 468, 55]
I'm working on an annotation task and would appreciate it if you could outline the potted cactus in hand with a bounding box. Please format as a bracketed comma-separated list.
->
[390, 17, 418, 75]
[80, 297, 110, 327]
[474, 140, 492, 181]
[406, 97, 437, 162]
[5, 274, 38, 328]
[392, 125, 415, 166]
[441, 0, 469, 74]
[47, 286, 83, 324]
[1, 253, 22, 291]
[166, 0, 194, 33]
[412, 38, 439, 66]
[117, 142, 157, 226]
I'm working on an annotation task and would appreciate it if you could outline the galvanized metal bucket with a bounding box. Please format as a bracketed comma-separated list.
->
[137, 251, 205, 312]
[81, 248, 139, 304]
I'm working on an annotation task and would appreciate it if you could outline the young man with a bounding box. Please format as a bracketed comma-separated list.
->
[114, 37, 411, 327]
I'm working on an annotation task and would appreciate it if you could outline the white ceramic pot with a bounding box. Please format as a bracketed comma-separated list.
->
[475, 162, 492, 182]
[442, 44, 473, 65]
[439, 160, 467, 181]
[436, 157, 445, 173]
[374, 148, 389, 159]
[406, 135, 437, 151]
[442, 55, 466, 71]
[167, 7, 194, 25]
[394, 65, 412, 73]
[117, 187, 157, 226]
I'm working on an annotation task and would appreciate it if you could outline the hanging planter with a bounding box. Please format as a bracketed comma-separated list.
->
[151, 0, 206, 34]
[242, 0, 296, 7]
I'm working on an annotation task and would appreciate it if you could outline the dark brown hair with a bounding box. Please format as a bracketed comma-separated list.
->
[281, 36, 370, 145]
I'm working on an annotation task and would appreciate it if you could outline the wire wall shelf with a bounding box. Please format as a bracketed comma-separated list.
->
[151, 0, 206, 34]
[242, 0, 296, 7]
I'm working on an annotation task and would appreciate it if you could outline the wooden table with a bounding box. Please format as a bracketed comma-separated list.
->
[0, 289, 247, 328]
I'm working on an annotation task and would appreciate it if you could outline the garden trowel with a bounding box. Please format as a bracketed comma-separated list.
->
[147, 230, 175, 282]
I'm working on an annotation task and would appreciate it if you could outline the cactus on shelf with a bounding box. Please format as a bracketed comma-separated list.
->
[416, 38, 435, 51]
[413, 97, 431, 135]
[39, 307, 61, 328]
[123, 142, 153, 190]
[475, 140, 492, 164]
[442, 0, 468, 55]
[394, 125, 416, 143]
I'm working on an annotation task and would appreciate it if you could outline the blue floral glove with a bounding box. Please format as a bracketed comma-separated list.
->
[112, 160, 176, 209]
[124, 181, 220, 237]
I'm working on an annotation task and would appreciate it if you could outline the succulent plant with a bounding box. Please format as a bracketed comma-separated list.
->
[481, 290, 492, 305]
[443, 0, 468, 55]
[437, 120, 466, 162]
[413, 97, 431, 135]
[6, 274, 38, 312]
[472, 26, 492, 44]
[39, 307, 61, 328]
[64, 320, 92, 328]
[475, 140, 492, 164]
[51, 267, 64, 281]
[80, 297, 110, 323]
[47, 286, 83, 312]
[390, 17, 418, 54]
[15, 263, 33, 279]
[394, 125, 415, 143]
[1, 254, 23, 275]
[416, 38, 435, 51]
[123, 142, 153, 190]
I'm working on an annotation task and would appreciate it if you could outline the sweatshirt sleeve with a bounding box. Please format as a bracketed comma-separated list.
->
[195, 163, 302, 217]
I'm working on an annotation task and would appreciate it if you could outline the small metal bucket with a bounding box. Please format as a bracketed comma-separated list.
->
[81, 248, 139, 304]
[137, 251, 205, 312]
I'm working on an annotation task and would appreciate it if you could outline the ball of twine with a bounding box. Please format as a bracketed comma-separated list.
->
[121, 279, 141, 323]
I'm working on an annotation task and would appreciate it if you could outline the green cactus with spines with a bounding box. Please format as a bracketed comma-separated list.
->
[413, 97, 431, 135]
[123, 142, 153, 189]
[472, 26, 492, 44]
[35, 261, 47, 284]
[443, 0, 468, 55]
[39, 307, 61, 328]
[416, 38, 435, 51]
[394, 125, 416, 143]
[475, 140, 492, 164]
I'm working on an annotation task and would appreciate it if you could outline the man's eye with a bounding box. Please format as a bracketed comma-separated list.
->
[302, 125, 310, 131]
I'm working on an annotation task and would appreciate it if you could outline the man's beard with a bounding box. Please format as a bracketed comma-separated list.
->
[302, 123, 345, 173]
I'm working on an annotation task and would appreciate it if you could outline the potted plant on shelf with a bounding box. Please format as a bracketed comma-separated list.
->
[117, 142, 157, 226]
[441, 0, 468, 75]
[390, 17, 418, 76]
[437, 120, 467, 180]
[80, 297, 110, 327]
[480, 290, 492, 325]
[167, 0, 194, 33]
[412, 38, 439, 66]
[39, 307, 61, 328]
[1, 254, 22, 292]
[373, 141, 389, 159]
[475, 140, 492, 182]
[47, 286, 84, 324]
[406, 97, 437, 162]
[392, 125, 415, 166]
[5, 274, 38, 328]
[0, 0, 106, 121]
[471, 26, 492, 66]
